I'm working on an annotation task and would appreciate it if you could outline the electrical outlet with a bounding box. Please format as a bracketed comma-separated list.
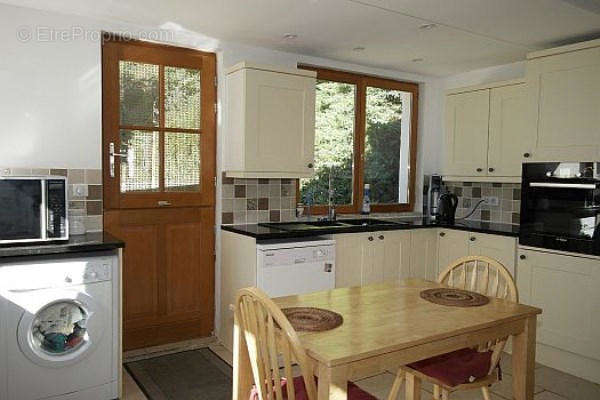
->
[483, 196, 499, 207]
[71, 184, 88, 198]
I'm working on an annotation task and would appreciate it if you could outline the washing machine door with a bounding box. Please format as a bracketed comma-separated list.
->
[17, 288, 106, 368]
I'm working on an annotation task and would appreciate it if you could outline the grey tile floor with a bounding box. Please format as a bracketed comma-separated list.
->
[123, 344, 600, 400]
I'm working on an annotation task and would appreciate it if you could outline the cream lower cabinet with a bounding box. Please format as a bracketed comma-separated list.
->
[334, 231, 411, 288]
[437, 229, 517, 277]
[517, 248, 600, 361]
[526, 41, 600, 161]
[409, 229, 439, 281]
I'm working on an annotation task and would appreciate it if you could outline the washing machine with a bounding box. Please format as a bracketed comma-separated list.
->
[0, 252, 119, 400]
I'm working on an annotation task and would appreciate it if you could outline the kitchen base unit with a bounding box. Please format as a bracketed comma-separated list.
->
[517, 246, 600, 384]
[219, 231, 335, 352]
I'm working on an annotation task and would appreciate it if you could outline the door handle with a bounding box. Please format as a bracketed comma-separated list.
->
[109, 142, 129, 178]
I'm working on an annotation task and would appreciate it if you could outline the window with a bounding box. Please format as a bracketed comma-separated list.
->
[298, 67, 418, 213]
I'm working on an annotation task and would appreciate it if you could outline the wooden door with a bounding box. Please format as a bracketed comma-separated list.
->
[102, 38, 216, 350]
[467, 232, 517, 278]
[444, 90, 490, 177]
[488, 84, 531, 177]
[381, 230, 412, 281]
[409, 229, 439, 281]
[527, 46, 600, 161]
[437, 229, 469, 276]
[245, 69, 316, 175]
[517, 249, 600, 360]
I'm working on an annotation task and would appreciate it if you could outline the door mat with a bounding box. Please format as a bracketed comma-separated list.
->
[125, 348, 232, 400]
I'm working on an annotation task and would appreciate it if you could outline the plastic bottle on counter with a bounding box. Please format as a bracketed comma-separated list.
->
[361, 184, 371, 215]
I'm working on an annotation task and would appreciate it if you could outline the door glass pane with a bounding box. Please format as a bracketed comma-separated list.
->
[120, 130, 160, 193]
[165, 67, 201, 129]
[364, 87, 411, 204]
[32, 301, 88, 355]
[119, 61, 159, 126]
[165, 132, 201, 192]
[300, 80, 356, 205]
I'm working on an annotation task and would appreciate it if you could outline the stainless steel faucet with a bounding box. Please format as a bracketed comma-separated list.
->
[327, 170, 336, 221]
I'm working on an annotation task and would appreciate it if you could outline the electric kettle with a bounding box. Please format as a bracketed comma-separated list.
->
[438, 192, 459, 224]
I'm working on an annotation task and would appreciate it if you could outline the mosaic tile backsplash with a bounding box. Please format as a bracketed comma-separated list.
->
[444, 181, 521, 225]
[221, 174, 297, 224]
[1, 167, 103, 233]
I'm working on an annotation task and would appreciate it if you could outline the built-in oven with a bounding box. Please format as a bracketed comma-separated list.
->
[520, 162, 599, 256]
[0, 176, 68, 244]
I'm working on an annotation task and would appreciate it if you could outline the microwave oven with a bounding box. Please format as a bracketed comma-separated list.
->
[0, 176, 69, 244]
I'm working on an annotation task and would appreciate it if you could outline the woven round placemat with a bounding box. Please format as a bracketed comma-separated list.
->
[282, 307, 343, 332]
[420, 288, 490, 307]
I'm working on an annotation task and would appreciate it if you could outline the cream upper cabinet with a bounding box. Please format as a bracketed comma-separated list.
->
[444, 81, 531, 180]
[517, 248, 600, 361]
[437, 229, 469, 276]
[225, 62, 316, 178]
[444, 90, 490, 177]
[409, 229, 439, 281]
[526, 40, 600, 161]
[488, 84, 530, 177]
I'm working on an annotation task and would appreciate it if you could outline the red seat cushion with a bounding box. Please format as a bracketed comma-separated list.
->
[249, 376, 377, 400]
[407, 348, 493, 387]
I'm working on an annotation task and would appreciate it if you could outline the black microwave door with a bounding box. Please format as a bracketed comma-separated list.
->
[0, 180, 43, 241]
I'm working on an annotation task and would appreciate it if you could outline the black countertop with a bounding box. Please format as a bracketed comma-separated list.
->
[0, 232, 124, 259]
[221, 217, 519, 240]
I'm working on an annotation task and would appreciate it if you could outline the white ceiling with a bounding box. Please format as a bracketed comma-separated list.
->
[3, 0, 600, 76]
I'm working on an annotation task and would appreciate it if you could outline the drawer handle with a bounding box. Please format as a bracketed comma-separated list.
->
[523, 152, 531, 158]
[476, 168, 483, 172]
[470, 236, 476, 242]
[520, 254, 526, 260]
[158, 200, 172, 207]
[368, 236, 374, 241]
[439, 232, 446, 237]
[488, 167, 495, 173]
[378, 235, 384, 240]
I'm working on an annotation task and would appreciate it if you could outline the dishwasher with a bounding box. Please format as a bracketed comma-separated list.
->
[256, 238, 335, 298]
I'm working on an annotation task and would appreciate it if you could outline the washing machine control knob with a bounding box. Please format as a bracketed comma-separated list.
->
[64, 276, 72, 283]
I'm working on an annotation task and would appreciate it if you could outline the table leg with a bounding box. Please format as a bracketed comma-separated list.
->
[318, 363, 348, 400]
[405, 372, 421, 400]
[512, 315, 537, 400]
[232, 313, 253, 400]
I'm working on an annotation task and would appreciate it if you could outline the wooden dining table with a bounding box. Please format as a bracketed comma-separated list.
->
[233, 279, 542, 400]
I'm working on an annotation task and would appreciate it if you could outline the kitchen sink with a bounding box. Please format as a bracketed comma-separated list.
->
[259, 221, 351, 231]
[339, 218, 403, 226]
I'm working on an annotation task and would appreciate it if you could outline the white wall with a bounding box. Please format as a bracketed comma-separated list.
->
[0, 2, 445, 338]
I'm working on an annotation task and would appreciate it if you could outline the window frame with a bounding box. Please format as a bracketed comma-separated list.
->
[296, 65, 419, 214]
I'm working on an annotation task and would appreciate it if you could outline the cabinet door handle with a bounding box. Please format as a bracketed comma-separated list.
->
[439, 232, 446, 237]
[324, 263, 333, 272]
[476, 168, 483, 172]
[158, 200, 172, 207]
[519, 254, 526, 260]
[488, 167, 495, 172]
[368, 236, 374, 241]
[378, 235, 384, 240]
[307, 163, 314, 168]
[523, 152, 531, 158]
[469, 236, 476, 242]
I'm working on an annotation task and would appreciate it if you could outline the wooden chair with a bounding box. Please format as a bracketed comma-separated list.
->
[387, 255, 518, 400]
[234, 287, 378, 400]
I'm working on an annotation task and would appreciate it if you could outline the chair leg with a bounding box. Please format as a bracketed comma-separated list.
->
[440, 388, 449, 400]
[405, 373, 421, 400]
[481, 386, 491, 400]
[433, 384, 440, 400]
[386, 370, 405, 400]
